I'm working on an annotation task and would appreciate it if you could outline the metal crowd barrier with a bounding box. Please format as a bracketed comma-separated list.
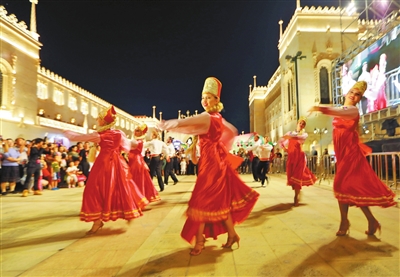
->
[275, 153, 399, 193]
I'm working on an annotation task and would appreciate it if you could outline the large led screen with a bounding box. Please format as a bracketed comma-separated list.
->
[340, 24, 400, 115]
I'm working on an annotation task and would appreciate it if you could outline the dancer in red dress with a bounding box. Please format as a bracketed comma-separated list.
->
[64, 106, 148, 234]
[128, 124, 160, 203]
[308, 81, 396, 236]
[278, 118, 317, 206]
[159, 77, 259, 255]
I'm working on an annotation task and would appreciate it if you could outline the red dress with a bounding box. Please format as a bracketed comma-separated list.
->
[128, 139, 160, 203]
[180, 113, 259, 244]
[64, 129, 149, 222]
[332, 116, 396, 207]
[283, 132, 317, 189]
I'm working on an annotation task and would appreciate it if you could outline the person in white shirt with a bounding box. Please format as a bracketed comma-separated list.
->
[144, 130, 168, 192]
[164, 137, 179, 185]
[255, 142, 273, 186]
[246, 134, 262, 182]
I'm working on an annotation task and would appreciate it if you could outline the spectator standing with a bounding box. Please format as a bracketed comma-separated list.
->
[144, 130, 168, 192]
[1, 138, 20, 195]
[22, 138, 45, 197]
[246, 134, 262, 182]
[78, 141, 91, 181]
[164, 137, 179, 185]
[273, 148, 283, 173]
[50, 152, 61, 190]
[311, 146, 318, 173]
[180, 158, 187, 175]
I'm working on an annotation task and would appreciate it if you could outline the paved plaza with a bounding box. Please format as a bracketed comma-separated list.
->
[1, 173, 399, 277]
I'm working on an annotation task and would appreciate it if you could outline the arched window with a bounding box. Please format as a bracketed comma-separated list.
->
[316, 59, 332, 104]
[283, 68, 294, 113]
[91, 106, 98, 118]
[68, 94, 78, 111]
[319, 67, 330, 104]
[37, 81, 48, 99]
[0, 58, 14, 108]
[81, 101, 88, 115]
[53, 89, 64, 105]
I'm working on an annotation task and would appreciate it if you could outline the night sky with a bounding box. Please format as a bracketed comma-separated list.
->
[4, 0, 340, 133]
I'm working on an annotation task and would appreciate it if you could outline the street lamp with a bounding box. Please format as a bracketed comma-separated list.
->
[314, 128, 328, 155]
[285, 51, 306, 120]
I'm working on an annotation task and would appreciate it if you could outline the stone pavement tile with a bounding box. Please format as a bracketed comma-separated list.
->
[187, 250, 236, 276]
[1, 271, 23, 277]
[328, 259, 400, 277]
[231, 232, 268, 248]
[284, 261, 342, 277]
[131, 248, 190, 277]
[20, 268, 120, 277]
[1, 251, 55, 272]
[116, 249, 153, 276]
[263, 228, 305, 246]
[307, 238, 358, 261]
[153, 234, 189, 249]
[270, 243, 325, 266]
[23, 248, 133, 273]
[232, 245, 277, 265]
[186, 264, 237, 277]
[79, 249, 135, 269]
[308, 235, 399, 261]
[236, 261, 290, 277]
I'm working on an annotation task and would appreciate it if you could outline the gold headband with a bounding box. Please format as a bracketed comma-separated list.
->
[298, 116, 307, 124]
[351, 81, 367, 95]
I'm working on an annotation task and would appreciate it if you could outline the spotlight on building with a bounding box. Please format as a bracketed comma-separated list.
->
[70, 118, 76, 124]
[38, 109, 45, 116]
[363, 125, 370, 134]
[55, 114, 61, 121]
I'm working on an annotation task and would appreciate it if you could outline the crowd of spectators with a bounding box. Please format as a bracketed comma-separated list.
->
[232, 146, 284, 175]
[150, 148, 197, 177]
[0, 134, 200, 196]
[0, 136, 94, 196]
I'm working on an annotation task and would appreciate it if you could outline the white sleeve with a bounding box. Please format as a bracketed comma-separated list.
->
[320, 106, 359, 120]
[158, 112, 211, 135]
[120, 132, 131, 153]
[63, 130, 101, 143]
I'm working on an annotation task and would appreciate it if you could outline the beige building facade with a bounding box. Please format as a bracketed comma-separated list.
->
[0, 3, 159, 145]
[249, 3, 400, 154]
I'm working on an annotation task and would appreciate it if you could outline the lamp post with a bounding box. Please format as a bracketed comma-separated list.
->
[285, 51, 306, 120]
[313, 128, 329, 155]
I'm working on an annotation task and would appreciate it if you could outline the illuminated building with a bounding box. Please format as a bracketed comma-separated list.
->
[0, 3, 159, 143]
[249, 1, 400, 153]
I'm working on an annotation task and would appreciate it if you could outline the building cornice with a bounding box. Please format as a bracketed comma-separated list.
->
[0, 20, 41, 59]
[0, 6, 40, 41]
[37, 66, 149, 125]
[278, 6, 359, 57]
[249, 67, 281, 106]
